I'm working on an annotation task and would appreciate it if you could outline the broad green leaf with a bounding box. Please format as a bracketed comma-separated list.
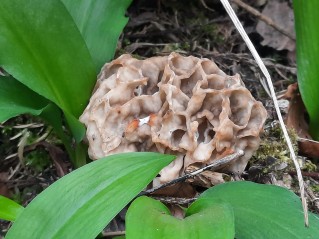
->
[5, 153, 175, 239]
[199, 181, 319, 239]
[0, 0, 96, 141]
[62, 0, 133, 71]
[0, 196, 24, 222]
[0, 77, 49, 122]
[293, 0, 319, 140]
[126, 196, 234, 239]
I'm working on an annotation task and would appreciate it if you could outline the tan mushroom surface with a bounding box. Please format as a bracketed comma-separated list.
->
[80, 52, 267, 182]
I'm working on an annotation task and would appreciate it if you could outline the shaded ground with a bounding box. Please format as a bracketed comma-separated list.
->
[1, 0, 318, 237]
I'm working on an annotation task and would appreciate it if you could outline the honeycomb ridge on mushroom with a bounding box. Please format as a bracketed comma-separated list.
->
[80, 52, 267, 182]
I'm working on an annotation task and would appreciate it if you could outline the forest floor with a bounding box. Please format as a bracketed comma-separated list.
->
[1, 0, 319, 238]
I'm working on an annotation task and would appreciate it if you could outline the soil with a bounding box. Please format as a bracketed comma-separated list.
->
[1, 0, 319, 238]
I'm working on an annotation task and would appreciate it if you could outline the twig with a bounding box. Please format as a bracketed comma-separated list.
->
[304, 184, 319, 213]
[298, 137, 319, 144]
[151, 196, 197, 205]
[17, 129, 30, 167]
[140, 150, 244, 196]
[230, 0, 295, 40]
[7, 163, 21, 180]
[200, 0, 215, 12]
[220, 0, 308, 226]
[289, 171, 319, 181]
[0, 123, 44, 129]
[196, 50, 297, 75]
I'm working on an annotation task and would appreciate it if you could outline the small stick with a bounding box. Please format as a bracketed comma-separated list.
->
[231, 0, 295, 40]
[200, 0, 215, 12]
[151, 196, 197, 205]
[304, 184, 319, 214]
[139, 150, 244, 196]
[289, 171, 319, 181]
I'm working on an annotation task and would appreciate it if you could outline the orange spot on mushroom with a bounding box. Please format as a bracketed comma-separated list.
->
[148, 113, 157, 126]
[217, 148, 235, 160]
[125, 119, 139, 134]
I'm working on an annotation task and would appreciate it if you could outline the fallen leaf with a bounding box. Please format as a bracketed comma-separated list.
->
[282, 83, 319, 158]
[39, 142, 69, 177]
[282, 83, 310, 138]
[152, 178, 196, 198]
[298, 138, 319, 159]
[256, 0, 295, 51]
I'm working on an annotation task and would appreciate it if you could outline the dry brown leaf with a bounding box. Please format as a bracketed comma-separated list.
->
[298, 138, 319, 159]
[282, 83, 319, 158]
[256, 0, 295, 51]
[151, 182, 196, 198]
[283, 83, 310, 139]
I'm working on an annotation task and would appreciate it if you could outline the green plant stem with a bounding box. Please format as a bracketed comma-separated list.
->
[74, 141, 89, 167]
[55, 129, 76, 163]
[39, 103, 87, 167]
[52, 127, 88, 168]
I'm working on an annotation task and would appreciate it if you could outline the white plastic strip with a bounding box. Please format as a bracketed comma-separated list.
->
[220, 0, 308, 226]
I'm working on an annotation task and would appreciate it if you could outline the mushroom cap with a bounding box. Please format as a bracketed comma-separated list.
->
[80, 53, 267, 182]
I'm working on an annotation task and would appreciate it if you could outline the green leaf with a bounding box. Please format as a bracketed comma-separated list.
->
[0, 196, 24, 222]
[0, 77, 83, 166]
[61, 0, 133, 71]
[199, 181, 319, 239]
[293, 0, 319, 140]
[0, 76, 49, 122]
[0, 0, 96, 141]
[40, 103, 84, 166]
[5, 153, 175, 239]
[126, 196, 234, 239]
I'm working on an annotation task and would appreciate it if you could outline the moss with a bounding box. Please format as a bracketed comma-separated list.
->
[167, 43, 191, 52]
[254, 125, 297, 159]
[25, 148, 51, 172]
[311, 184, 319, 193]
[201, 23, 224, 44]
[302, 160, 317, 172]
[251, 125, 299, 173]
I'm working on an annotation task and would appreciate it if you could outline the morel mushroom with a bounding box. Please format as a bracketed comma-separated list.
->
[80, 53, 267, 182]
